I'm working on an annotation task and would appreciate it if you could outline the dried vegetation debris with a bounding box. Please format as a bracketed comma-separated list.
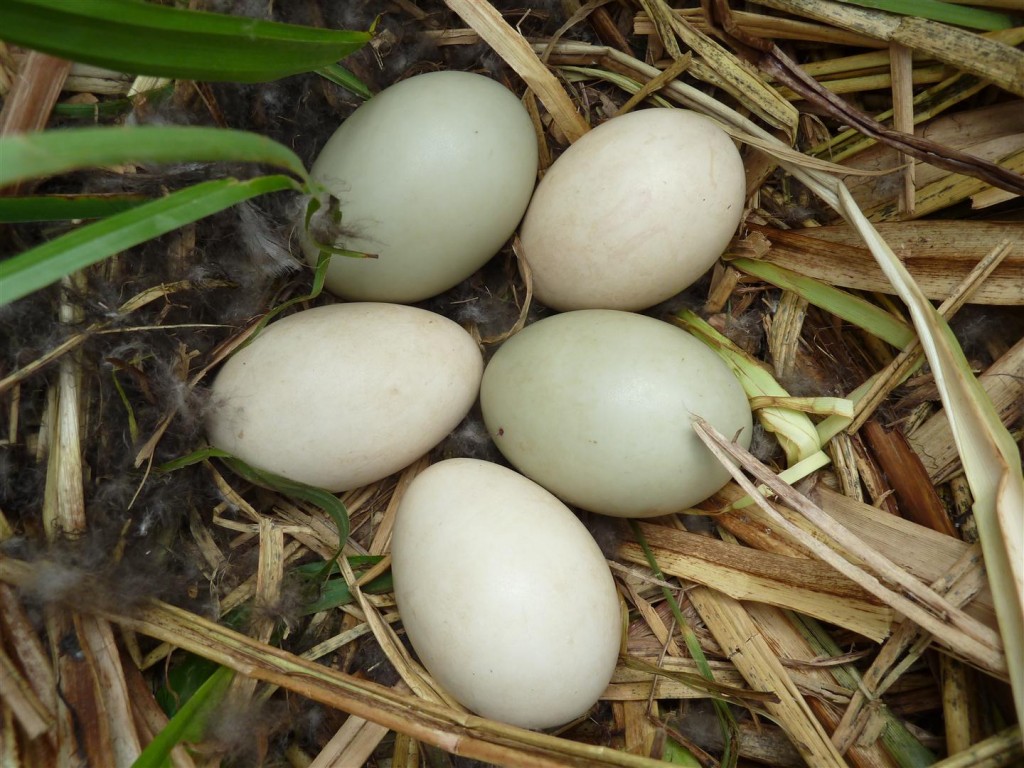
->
[1, 0, 1023, 766]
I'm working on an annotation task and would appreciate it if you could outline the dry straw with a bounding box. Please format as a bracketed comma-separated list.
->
[2, 0, 1022, 765]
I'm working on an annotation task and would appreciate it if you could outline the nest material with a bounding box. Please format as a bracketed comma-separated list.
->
[1, 1, 1022, 766]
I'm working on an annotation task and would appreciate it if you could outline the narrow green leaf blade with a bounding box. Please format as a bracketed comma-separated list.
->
[730, 257, 916, 349]
[1, 0, 372, 83]
[0, 194, 150, 222]
[0, 176, 298, 305]
[837, 0, 1015, 32]
[0, 126, 307, 190]
[219, 456, 350, 546]
[317, 63, 374, 100]
[133, 666, 234, 768]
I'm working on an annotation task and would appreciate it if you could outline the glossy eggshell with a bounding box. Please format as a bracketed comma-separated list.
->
[520, 108, 746, 311]
[480, 310, 752, 517]
[391, 458, 621, 729]
[205, 303, 483, 492]
[302, 71, 538, 303]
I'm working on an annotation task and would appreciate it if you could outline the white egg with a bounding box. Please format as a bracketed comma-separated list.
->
[520, 108, 746, 311]
[205, 303, 482, 492]
[480, 310, 752, 517]
[302, 71, 538, 303]
[391, 458, 621, 729]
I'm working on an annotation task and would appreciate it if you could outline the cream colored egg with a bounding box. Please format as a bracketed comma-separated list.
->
[480, 310, 752, 517]
[302, 71, 538, 303]
[520, 108, 746, 311]
[392, 458, 621, 729]
[205, 303, 482, 492]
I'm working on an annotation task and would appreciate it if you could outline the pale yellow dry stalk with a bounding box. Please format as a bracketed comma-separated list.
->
[692, 418, 1006, 680]
[0, 557, 688, 768]
[443, 0, 589, 142]
[751, 0, 1024, 96]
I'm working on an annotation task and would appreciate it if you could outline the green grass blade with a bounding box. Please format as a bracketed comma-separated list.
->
[628, 521, 740, 768]
[0, 194, 150, 222]
[54, 87, 172, 120]
[788, 612, 935, 767]
[1, 0, 371, 83]
[674, 310, 824, 466]
[219, 457, 350, 546]
[317, 63, 374, 100]
[0, 126, 308, 189]
[0, 175, 298, 305]
[133, 665, 234, 768]
[301, 570, 392, 615]
[837, 0, 1015, 31]
[729, 257, 915, 349]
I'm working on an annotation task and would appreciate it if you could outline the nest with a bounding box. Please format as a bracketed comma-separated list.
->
[1, 1, 1022, 766]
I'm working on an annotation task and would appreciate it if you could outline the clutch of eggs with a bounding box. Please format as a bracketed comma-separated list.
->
[391, 458, 622, 730]
[520, 108, 746, 311]
[301, 71, 538, 303]
[480, 309, 753, 517]
[205, 303, 483, 492]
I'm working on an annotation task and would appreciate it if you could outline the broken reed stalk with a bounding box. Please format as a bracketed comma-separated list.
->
[0, 556, 674, 768]
[691, 417, 1005, 679]
[846, 237, 1014, 433]
[442, 0, 588, 142]
[685, 587, 847, 768]
[750, 0, 1024, 97]
[831, 544, 989, 752]
[525, 31, 1023, 725]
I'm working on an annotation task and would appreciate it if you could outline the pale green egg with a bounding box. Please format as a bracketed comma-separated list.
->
[303, 71, 538, 303]
[480, 310, 753, 517]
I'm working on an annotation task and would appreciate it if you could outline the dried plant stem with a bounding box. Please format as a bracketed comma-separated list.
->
[686, 587, 847, 767]
[907, 338, 1024, 484]
[0, 557, 678, 768]
[930, 726, 1023, 768]
[940, 655, 975, 756]
[634, 8, 884, 47]
[691, 418, 1006, 679]
[0, 50, 70, 145]
[831, 544, 988, 752]
[751, 221, 1024, 306]
[889, 42, 915, 215]
[620, 523, 893, 641]
[848, 238, 1015, 433]
[645, 0, 798, 135]
[749, 606, 908, 768]
[309, 710, 392, 768]
[751, 0, 1024, 97]
[443, 0, 588, 142]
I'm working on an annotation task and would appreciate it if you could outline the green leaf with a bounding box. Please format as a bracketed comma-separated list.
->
[0, 126, 307, 190]
[837, 0, 1015, 32]
[301, 570, 392, 615]
[54, 87, 172, 120]
[661, 739, 702, 767]
[219, 456, 350, 546]
[0, 175, 299, 306]
[154, 655, 221, 717]
[157, 445, 234, 474]
[317, 63, 374, 100]
[1, 0, 372, 83]
[729, 257, 916, 349]
[134, 666, 234, 768]
[628, 521, 740, 768]
[0, 193, 150, 222]
[292, 555, 384, 577]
